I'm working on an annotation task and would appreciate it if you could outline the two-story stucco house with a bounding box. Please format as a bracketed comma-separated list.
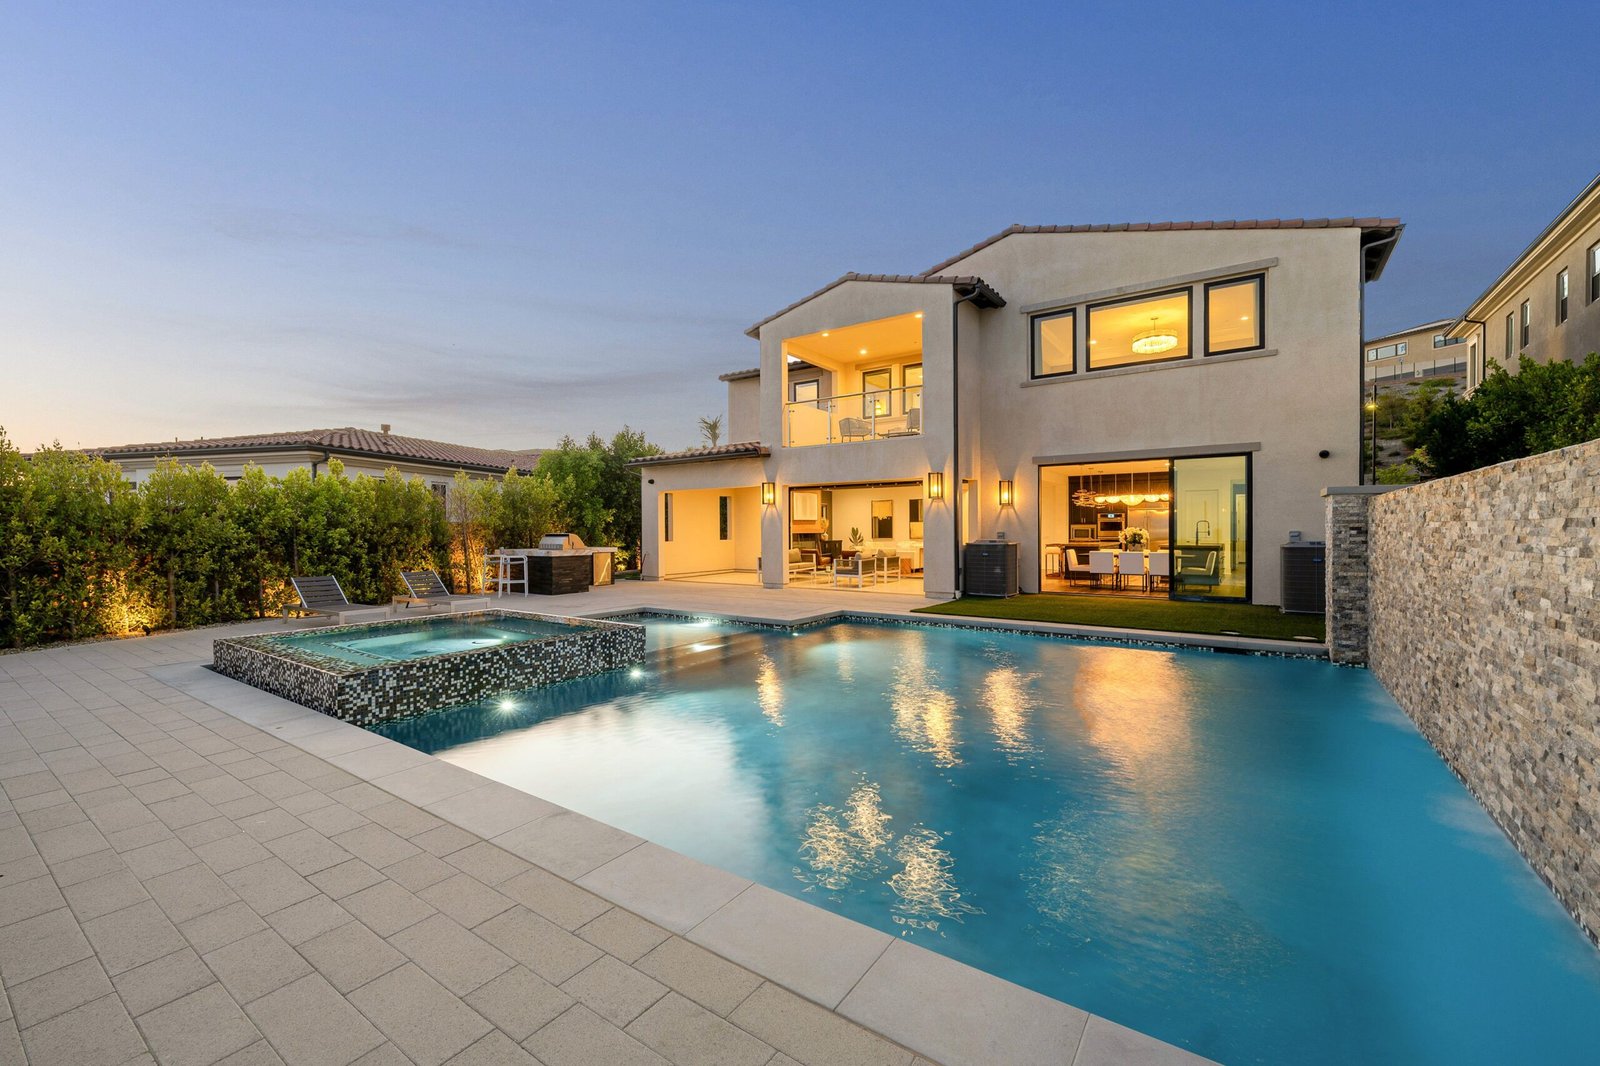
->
[632, 217, 1402, 605]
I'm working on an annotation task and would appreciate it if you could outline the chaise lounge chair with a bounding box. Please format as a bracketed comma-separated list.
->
[397, 570, 492, 613]
[285, 575, 390, 625]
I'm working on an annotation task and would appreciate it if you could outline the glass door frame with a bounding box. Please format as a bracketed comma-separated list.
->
[1034, 452, 1252, 603]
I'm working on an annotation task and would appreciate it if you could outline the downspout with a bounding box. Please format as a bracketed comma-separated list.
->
[1357, 231, 1401, 484]
[950, 287, 984, 596]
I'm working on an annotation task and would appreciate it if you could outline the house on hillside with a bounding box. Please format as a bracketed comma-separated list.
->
[1448, 171, 1600, 388]
[1364, 319, 1468, 393]
[630, 216, 1401, 605]
[88, 426, 541, 500]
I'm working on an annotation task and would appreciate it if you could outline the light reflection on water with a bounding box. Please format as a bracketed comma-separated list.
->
[371, 619, 1600, 1066]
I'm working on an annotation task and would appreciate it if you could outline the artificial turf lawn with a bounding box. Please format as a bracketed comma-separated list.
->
[913, 594, 1326, 642]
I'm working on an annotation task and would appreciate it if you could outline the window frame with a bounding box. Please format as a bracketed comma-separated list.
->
[1203, 273, 1266, 356]
[1506, 313, 1516, 357]
[790, 378, 819, 405]
[718, 495, 730, 541]
[860, 367, 892, 417]
[1557, 268, 1570, 325]
[1590, 242, 1600, 304]
[663, 492, 673, 543]
[902, 363, 923, 412]
[1085, 286, 1194, 372]
[1520, 300, 1531, 348]
[1028, 308, 1077, 379]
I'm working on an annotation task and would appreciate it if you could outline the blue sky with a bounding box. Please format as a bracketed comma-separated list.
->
[3, 1, 1597, 453]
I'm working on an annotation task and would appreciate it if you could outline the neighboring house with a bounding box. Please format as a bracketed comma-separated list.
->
[633, 217, 1401, 605]
[89, 426, 542, 498]
[1363, 318, 1468, 391]
[1447, 171, 1600, 389]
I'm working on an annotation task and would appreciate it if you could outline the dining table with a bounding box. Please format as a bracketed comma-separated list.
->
[1090, 548, 1151, 590]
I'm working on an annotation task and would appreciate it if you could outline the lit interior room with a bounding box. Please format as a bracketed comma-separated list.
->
[781, 313, 924, 447]
[1039, 457, 1248, 599]
[787, 482, 924, 593]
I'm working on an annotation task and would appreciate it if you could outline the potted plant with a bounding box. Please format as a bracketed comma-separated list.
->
[847, 527, 865, 553]
[1120, 526, 1151, 550]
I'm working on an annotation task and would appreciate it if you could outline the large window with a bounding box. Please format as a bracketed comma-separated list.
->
[1367, 340, 1407, 362]
[861, 368, 891, 416]
[903, 364, 923, 412]
[1171, 455, 1249, 601]
[1205, 275, 1264, 355]
[1557, 269, 1570, 324]
[1087, 289, 1192, 370]
[1030, 309, 1076, 378]
[1520, 300, 1531, 348]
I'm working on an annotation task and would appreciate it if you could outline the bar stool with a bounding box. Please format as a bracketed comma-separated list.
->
[1043, 546, 1062, 578]
[485, 552, 528, 596]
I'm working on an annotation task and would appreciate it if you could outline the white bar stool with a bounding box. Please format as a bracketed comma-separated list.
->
[485, 552, 528, 596]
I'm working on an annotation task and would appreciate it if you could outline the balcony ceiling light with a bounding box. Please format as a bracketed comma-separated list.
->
[859, 348, 868, 355]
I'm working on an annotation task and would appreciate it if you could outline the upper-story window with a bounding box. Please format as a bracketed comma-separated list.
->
[1087, 288, 1192, 370]
[1367, 341, 1406, 362]
[1557, 269, 1570, 324]
[1030, 309, 1076, 379]
[903, 364, 923, 412]
[791, 379, 819, 405]
[1590, 242, 1600, 303]
[1204, 275, 1264, 355]
[1432, 333, 1463, 348]
[1520, 300, 1531, 348]
[861, 368, 892, 417]
[1506, 313, 1516, 357]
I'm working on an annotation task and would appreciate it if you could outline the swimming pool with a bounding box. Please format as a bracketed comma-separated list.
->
[371, 614, 1600, 1064]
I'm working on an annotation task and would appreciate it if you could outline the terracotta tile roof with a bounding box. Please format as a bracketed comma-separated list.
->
[627, 441, 768, 467]
[718, 359, 820, 382]
[89, 427, 542, 474]
[921, 218, 1405, 280]
[744, 273, 1004, 338]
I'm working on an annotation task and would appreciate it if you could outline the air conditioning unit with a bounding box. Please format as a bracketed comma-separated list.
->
[964, 540, 1019, 597]
[1280, 541, 1326, 614]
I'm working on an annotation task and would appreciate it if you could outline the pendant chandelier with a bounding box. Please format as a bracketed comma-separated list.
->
[1075, 469, 1172, 508]
[1131, 315, 1179, 356]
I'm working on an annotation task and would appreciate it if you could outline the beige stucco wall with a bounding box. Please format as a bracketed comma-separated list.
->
[1471, 211, 1600, 382]
[726, 378, 761, 443]
[954, 229, 1363, 604]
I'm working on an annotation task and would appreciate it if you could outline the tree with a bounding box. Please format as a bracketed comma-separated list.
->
[1408, 354, 1600, 477]
[697, 415, 723, 447]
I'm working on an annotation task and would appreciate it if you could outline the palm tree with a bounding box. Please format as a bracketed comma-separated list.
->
[697, 415, 723, 447]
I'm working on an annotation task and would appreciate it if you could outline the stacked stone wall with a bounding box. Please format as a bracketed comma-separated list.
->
[1331, 441, 1600, 941]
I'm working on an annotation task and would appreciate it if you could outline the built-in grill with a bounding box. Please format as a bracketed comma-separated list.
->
[516, 533, 617, 590]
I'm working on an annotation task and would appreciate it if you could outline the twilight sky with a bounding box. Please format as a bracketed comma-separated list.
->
[3, 1, 1597, 454]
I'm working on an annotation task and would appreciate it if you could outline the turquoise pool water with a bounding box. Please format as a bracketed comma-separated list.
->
[274, 614, 582, 667]
[371, 615, 1600, 1064]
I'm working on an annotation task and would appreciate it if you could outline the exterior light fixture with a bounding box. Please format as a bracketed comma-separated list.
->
[821, 331, 830, 337]
[998, 480, 1014, 507]
[1131, 316, 1179, 356]
[926, 472, 944, 500]
[761, 482, 776, 506]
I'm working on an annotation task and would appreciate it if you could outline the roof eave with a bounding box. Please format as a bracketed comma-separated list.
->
[93, 442, 537, 475]
[1457, 171, 1600, 322]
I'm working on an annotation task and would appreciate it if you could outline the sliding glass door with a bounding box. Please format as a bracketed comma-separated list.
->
[1170, 455, 1249, 600]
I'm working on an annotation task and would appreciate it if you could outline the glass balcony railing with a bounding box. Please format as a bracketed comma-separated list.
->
[784, 386, 923, 447]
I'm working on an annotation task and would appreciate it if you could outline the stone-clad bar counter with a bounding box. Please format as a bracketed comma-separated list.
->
[212, 610, 645, 725]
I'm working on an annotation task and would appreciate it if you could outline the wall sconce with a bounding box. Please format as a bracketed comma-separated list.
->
[761, 482, 776, 506]
[926, 472, 944, 500]
[998, 479, 1014, 507]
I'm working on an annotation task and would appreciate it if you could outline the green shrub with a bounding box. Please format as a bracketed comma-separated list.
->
[1409, 354, 1600, 477]
[0, 425, 658, 648]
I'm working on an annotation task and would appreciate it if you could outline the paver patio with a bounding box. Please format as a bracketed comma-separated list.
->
[0, 581, 1210, 1065]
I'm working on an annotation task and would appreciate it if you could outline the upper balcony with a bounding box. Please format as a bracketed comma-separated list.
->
[778, 311, 926, 450]
[785, 386, 922, 447]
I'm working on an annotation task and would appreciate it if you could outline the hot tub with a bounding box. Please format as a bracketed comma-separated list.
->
[212, 610, 644, 725]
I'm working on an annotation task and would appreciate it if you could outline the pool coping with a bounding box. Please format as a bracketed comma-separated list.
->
[588, 603, 1329, 659]
[184, 613, 1218, 1066]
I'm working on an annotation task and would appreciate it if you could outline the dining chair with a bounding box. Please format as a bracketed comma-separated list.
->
[1088, 551, 1117, 588]
[1146, 551, 1171, 593]
[1065, 549, 1093, 586]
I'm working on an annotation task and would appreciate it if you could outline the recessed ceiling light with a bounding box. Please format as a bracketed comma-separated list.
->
[914, 312, 924, 319]
[1241, 315, 1250, 321]
[820, 331, 830, 337]
[859, 348, 868, 355]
